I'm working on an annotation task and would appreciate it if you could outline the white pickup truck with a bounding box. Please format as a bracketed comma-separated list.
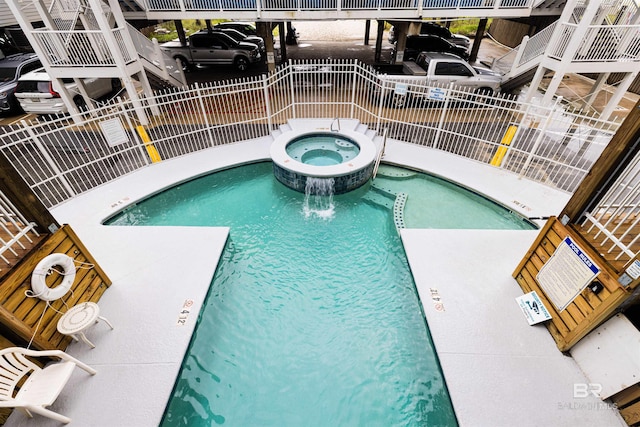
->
[375, 52, 503, 108]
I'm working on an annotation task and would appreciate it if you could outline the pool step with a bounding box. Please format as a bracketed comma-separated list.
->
[271, 123, 293, 139]
[355, 123, 369, 135]
[365, 184, 408, 230]
[376, 165, 417, 180]
[362, 191, 394, 210]
[371, 182, 397, 199]
[393, 192, 408, 230]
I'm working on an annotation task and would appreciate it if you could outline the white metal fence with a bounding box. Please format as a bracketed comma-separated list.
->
[0, 59, 619, 212]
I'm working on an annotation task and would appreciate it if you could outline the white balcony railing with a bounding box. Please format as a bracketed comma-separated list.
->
[549, 23, 640, 63]
[498, 22, 640, 82]
[29, 24, 185, 86]
[143, 0, 533, 12]
[31, 28, 134, 67]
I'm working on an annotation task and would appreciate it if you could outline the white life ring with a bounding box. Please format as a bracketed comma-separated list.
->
[30, 253, 76, 301]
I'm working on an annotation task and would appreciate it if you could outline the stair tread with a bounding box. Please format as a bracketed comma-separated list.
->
[362, 192, 394, 209]
[370, 182, 398, 199]
[376, 165, 417, 179]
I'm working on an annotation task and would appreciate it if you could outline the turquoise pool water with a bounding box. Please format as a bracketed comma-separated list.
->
[286, 134, 360, 166]
[108, 162, 534, 426]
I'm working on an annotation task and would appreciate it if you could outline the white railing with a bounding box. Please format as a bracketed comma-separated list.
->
[0, 59, 619, 210]
[550, 23, 640, 62]
[422, 0, 529, 9]
[494, 22, 556, 79]
[519, 22, 556, 65]
[0, 192, 40, 266]
[29, 24, 184, 86]
[580, 148, 640, 262]
[143, 0, 533, 11]
[126, 23, 186, 87]
[31, 28, 134, 66]
[500, 21, 640, 82]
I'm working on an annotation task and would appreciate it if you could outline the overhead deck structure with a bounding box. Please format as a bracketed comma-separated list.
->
[3, 0, 640, 122]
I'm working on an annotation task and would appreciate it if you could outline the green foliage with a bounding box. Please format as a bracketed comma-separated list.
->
[146, 19, 230, 42]
[449, 19, 492, 37]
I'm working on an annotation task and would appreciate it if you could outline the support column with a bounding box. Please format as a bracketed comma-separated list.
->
[93, 0, 150, 124]
[286, 21, 297, 45]
[584, 73, 610, 108]
[175, 20, 187, 46]
[278, 22, 287, 62]
[393, 22, 410, 64]
[468, 18, 487, 64]
[364, 20, 371, 45]
[600, 71, 639, 122]
[524, 66, 548, 103]
[374, 20, 385, 63]
[541, 70, 566, 106]
[257, 22, 276, 72]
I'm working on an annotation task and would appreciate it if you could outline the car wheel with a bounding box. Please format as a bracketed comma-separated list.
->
[111, 78, 122, 91]
[235, 57, 249, 71]
[73, 95, 87, 111]
[174, 56, 191, 72]
[386, 93, 408, 109]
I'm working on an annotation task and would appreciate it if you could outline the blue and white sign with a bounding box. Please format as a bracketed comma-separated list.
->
[537, 236, 601, 311]
[427, 87, 447, 101]
[394, 83, 408, 96]
[626, 259, 640, 280]
[516, 291, 552, 325]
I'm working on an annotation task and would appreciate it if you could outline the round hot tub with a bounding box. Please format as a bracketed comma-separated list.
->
[270, 130, 377, 194]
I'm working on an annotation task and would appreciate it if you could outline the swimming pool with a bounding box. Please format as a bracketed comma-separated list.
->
[107, 162, 534, 426]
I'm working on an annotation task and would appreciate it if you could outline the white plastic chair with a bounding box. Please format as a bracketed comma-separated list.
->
[0, 347, 96, 424]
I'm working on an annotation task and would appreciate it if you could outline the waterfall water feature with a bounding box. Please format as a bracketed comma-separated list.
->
[303, 177, 335, 219]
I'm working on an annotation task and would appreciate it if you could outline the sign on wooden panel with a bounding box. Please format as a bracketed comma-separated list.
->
[537, 236, 601, 311]
[516, 291, 552, 325]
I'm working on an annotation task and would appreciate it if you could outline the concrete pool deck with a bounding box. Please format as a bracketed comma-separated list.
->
[5, 119, 626, 426]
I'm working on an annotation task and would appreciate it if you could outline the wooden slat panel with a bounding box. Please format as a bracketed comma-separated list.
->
[513, 217, 634, 351]
[0, 231, 67, 305]
[613, 384, 640, 408]
[0, 225, 111, 351]
[621, 400, 640, 426]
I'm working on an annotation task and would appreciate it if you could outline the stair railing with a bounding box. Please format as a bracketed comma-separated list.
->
[330, 117, 340, 132]
[372, 128, 387, 180]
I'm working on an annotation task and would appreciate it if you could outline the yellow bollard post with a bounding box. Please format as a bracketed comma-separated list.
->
[136, 125, 162, 163]
[490, 124, 518, 167]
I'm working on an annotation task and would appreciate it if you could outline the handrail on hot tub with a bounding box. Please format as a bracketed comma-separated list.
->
[330, 117, 341, 132]
[372, 128, 387, 180]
